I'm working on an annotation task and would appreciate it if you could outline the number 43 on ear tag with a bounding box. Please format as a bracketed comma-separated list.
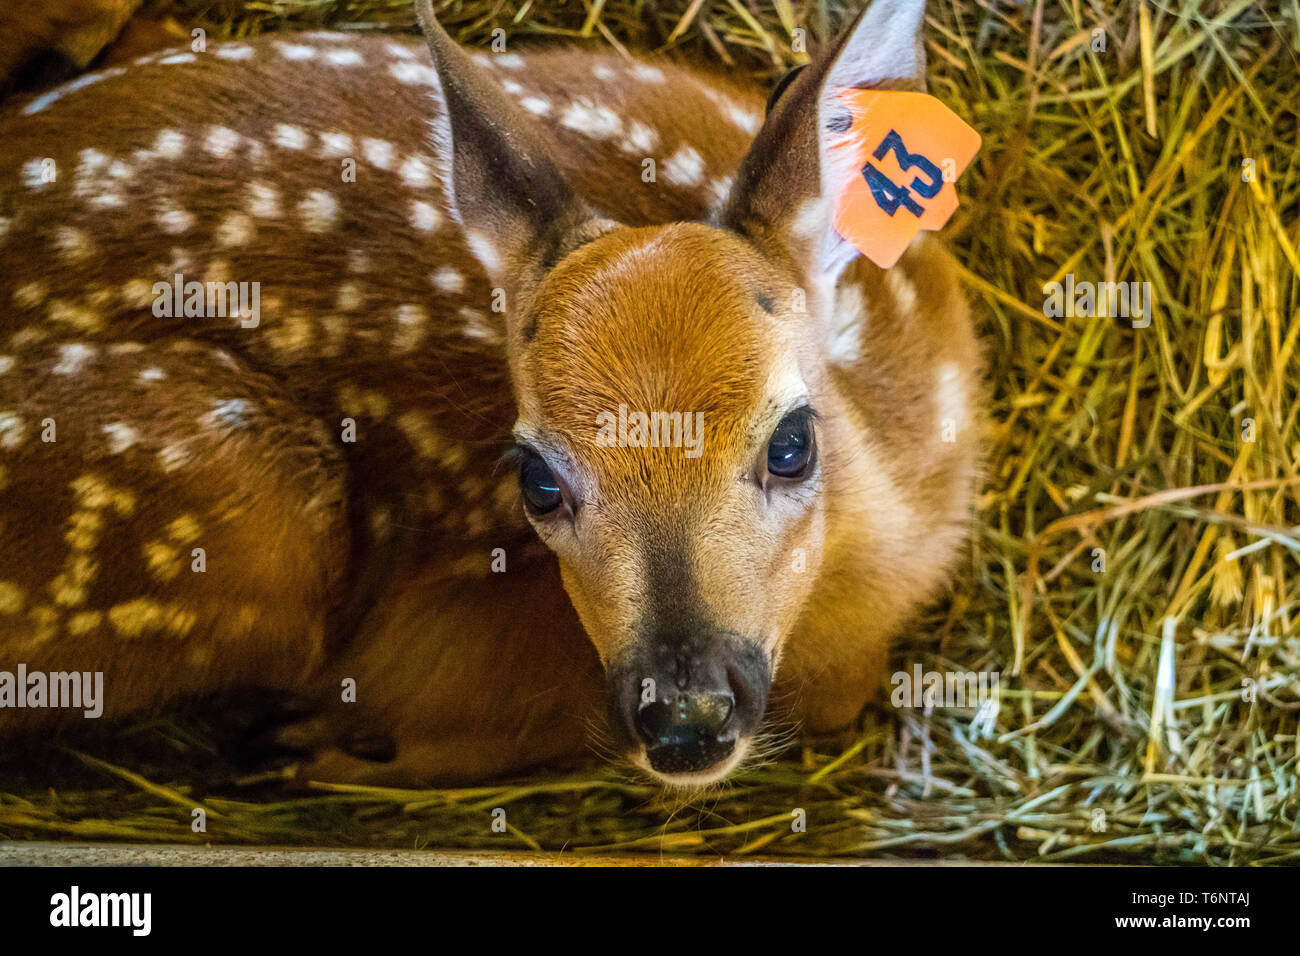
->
[830, 90, 981, 269]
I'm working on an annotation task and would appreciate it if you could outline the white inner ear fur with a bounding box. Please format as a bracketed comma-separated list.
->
[814, 0, 929, 281]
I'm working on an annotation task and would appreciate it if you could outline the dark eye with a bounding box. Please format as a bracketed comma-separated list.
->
[518, 449, 564, 515]
[766, 409, 815, 479]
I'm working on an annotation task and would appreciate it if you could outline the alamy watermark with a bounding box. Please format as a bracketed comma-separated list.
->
[0, 664, 103, 718]
[153, 272, 260, 328]
[1043, 273, 1152, 328]
[50, 886, 150, 936]
[595, 404, 704, 458]
[891, 664, 1000, 710]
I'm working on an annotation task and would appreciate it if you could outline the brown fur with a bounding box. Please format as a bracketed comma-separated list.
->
[0, 1, 980, 784]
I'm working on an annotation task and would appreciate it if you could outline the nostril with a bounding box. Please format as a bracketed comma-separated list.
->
[705, 690, 735, 734]
[635, 690, 735, 748]
[726, 661, 763, 723]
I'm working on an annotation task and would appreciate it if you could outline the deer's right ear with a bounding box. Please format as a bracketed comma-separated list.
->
[414, 0, 597, 291]
[721, 0, 928, 286]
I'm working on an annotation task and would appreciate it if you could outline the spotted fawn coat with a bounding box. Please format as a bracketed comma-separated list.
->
[0, 0, 980, 785]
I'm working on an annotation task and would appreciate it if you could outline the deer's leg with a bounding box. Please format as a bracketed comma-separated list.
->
[275, 558, 605, 786]
[0, 336, 349, 735]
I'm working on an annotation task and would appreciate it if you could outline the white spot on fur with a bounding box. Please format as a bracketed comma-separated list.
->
[299, 190, 340, 232]
[274, 124, 308, 151]
[0, 413, 24, 450]
[0, 356, 13, 375]
[387, 43, 416, 60]
[48, 300, 100, 331]
[390, 62, 437, 86]
[54, 227, 93, 262]
[662, 145, 704, 187]
[122, 279, 154, 309]
[159, 442, 193, 471]
[165, 248, 193, 275]
[204, 126, 241, 159]
[729, 106, 761, 135]
[593, 64, 615, 81]
[155, 129, 186, 159]
[560, 100, 621, 139]
[362, 138, 394, 169]
[72, 150, 107, 193]
[248, 181, 282, 219]
[393, 304, 428, 352]
[14, 282, 47, 309]
[495, 53, 525, 69]
[53, 343, 97, 376]
[460, 308, 501, 344]
[79, 154, 129, 208]
[703, 89, 761, 136]
[21, 160, 50, 190]
[520, 96, 551, 116]
[621, 121, 658, 154]
[157, 203, 195, 234]
[139, 367, 165, 382]
[216, 44, 254, 60]
[465, 232, 501, 274]
[158, 52, 197, 65]
[335, 283, 363, 312]
[278, 43, 316, 61]
[205, 398, 252, 430]
[319, 131, 354, 157]
[400, 155, 433, 189]
[410, 200, 440, 232]
[431, 267, 465, 294]
[103, 422, 138, 454]
[326, 48, 364, 67]
[632, 64, 666, 83]
[886, 268, 918, 314]
[215, 212, 255, 247]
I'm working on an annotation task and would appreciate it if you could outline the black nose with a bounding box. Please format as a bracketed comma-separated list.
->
[636, 689, 735, 773]
[612, 634, 770, 776]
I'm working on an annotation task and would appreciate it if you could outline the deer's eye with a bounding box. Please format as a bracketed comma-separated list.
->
[766, 408, 816, 480]
[518, 449, 564, 515]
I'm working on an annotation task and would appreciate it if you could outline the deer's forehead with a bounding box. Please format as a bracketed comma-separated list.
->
[522, 225, 784, 396]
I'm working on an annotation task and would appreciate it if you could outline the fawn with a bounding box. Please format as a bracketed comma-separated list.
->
[0, 0, 980, 788]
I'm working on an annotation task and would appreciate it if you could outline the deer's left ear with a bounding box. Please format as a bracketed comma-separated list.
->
[413, 0, 601, 295]
[721, 0, 928, 284]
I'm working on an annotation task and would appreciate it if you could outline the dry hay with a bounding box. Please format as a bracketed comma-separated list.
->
[1, 0, 1297, 864]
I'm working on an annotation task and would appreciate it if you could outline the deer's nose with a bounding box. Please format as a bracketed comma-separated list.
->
[613, 635, 769, 777]
[635, 689, 736, 772]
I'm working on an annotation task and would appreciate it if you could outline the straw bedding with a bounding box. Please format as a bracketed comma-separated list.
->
[0, 0, 1296, 864]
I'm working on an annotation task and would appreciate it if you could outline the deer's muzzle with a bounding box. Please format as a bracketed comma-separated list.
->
[610, 633, 769, 782]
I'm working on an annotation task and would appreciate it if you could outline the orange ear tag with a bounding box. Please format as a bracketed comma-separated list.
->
[830, 90, 981, 269]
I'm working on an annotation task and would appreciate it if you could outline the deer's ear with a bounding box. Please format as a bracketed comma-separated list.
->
[721, 0, 928, 284]
[414, 0, 597, 290]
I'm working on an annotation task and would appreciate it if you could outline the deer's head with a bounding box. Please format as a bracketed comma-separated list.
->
[415, 0, 930, 786]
